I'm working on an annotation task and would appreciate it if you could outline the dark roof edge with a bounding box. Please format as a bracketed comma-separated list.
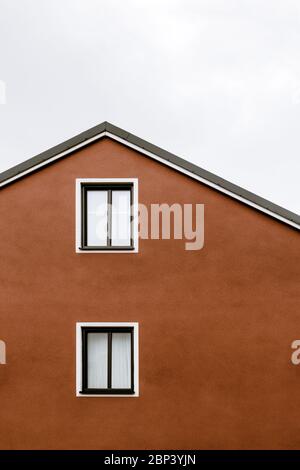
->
[0, 121, 299, 227]
[0, 121, 108, 184]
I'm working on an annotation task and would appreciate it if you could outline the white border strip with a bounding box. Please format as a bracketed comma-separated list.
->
[0, 130, 298, 229]
[106, 133, 300, 230]
[75, 178, 139, 253]
[76, 322, 139, 398]
[0, 132, 106, 188]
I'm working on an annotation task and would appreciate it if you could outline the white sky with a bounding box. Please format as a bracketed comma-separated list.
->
[0, 0, 299, 214]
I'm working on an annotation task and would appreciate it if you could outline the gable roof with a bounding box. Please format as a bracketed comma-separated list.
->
[0, 121, 299, 229]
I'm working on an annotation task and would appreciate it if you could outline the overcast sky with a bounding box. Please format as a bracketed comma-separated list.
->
[0, 0, 299, 214]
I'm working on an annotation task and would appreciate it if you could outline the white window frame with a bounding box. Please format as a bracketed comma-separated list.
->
[76, 322, 139, 397]
[75, 178, 139, 253]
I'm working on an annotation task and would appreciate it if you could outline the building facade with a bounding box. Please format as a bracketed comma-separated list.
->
[0, 122, 299, 449]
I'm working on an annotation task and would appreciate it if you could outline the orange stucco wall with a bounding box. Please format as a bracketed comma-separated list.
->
[0, 138, 299, 449]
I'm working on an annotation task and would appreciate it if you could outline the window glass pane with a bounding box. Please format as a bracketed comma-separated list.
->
[112, 332, 131, 389]
[87, 333, 108, 389]
[87, 190, 108, 246]
[111, 190, 131, 247]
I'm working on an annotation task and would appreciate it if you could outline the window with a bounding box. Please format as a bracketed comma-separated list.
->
[76, 323, 139, 397]
[76, 179, 138, 253]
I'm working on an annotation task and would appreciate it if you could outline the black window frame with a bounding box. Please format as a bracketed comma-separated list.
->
[80, 182, 135, 251]
[80, 326, 135, 395]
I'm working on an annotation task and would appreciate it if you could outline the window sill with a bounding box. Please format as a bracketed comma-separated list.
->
[77, 391, 139, 398]
[79, 246, 135, 251]
[76, 246, 138, 254]
[80, 389, 135, 395]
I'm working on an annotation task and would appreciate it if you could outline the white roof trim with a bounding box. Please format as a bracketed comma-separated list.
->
[0, 130, 299, 230]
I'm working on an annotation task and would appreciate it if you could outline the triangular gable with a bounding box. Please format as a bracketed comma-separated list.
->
[0, 121, 299, 229]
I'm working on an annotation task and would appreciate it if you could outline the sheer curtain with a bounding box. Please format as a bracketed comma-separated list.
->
[87, 190, 108, 246]
[112, 333, 131, 388]
[0, 340, 5, 364]
[87, 333, 108, 388]
[111, 190, 131, 246]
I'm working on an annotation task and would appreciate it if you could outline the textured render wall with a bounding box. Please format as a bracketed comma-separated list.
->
[0, 138, 299, 450]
